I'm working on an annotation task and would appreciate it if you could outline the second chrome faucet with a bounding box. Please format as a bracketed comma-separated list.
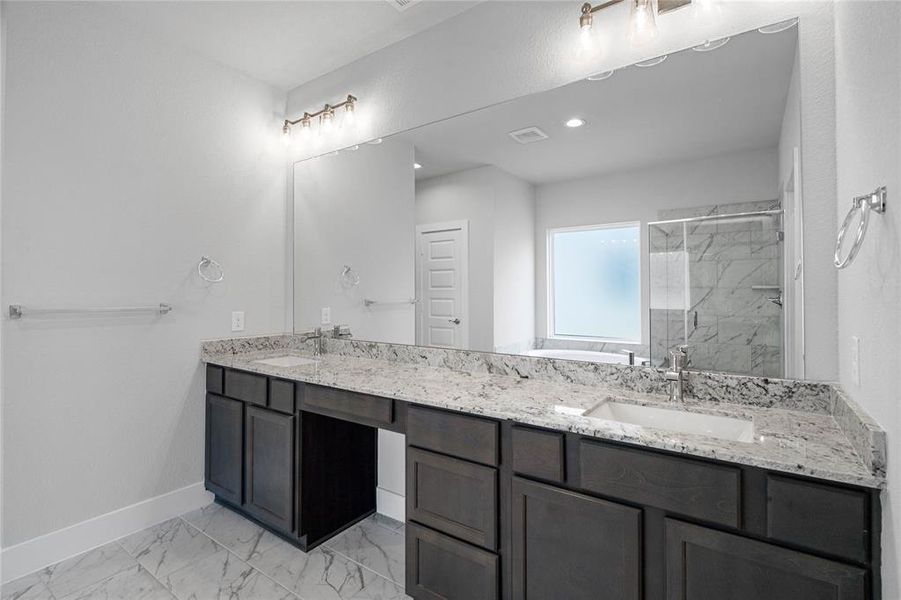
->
[664, 345, 689, 402]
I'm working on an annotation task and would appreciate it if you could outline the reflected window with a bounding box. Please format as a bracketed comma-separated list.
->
[548, 223, 641, 342]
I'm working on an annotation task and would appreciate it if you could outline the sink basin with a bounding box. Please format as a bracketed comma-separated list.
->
[252, 355, 318, 368]
[585, 401, 755, 442]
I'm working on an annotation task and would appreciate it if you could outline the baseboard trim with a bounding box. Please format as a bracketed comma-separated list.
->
[1, 482, 213, 584]
[376, 487, 405, 523]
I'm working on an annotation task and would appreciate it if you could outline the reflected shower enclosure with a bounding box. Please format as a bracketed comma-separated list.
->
[648, 201, 784, 377]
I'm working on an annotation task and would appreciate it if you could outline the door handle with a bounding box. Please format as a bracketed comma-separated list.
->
[448, 318, 461, 325]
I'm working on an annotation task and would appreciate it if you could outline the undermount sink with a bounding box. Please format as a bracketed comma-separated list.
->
[584, 401, 755, 443]
[252, 355, 318, 368]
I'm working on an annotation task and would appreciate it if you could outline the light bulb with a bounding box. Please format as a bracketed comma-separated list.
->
[321, 109, 334, 134]
[281, 123, 292, 146]
[344, 101, 356, 128]
[629, 0, 658, 47]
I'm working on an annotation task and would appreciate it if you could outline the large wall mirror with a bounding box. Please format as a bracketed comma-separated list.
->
[294, 23, 805, 379]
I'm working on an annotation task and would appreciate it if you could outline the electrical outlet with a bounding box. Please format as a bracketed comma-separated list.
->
[850, 336, 860, 386]
[321, 307, 332, 326]
[231, 311, 245, 332]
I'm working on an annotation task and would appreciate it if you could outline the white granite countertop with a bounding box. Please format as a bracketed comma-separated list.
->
[204, 349, 884, 489]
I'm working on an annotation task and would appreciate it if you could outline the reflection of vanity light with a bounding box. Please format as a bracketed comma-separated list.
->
[565, 117, 586, 128]
[414, 163, 422, 169]
[554, 405, 587, 417]
[586, 70, 616, 81]
[692, 37, 730, 52]
[635, 55, 667, 67]
[367, 138, 383, 145]
[758, 18, 799, 34]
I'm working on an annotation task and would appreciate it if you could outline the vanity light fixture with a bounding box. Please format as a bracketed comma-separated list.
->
[579, 0, 690, 46]
[282, 94, 358, 142]
[565, 118, 586, 128]
[692, 36, 730, 52]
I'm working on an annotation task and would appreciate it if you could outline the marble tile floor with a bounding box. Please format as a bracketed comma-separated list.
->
[2, 503, 411, 600]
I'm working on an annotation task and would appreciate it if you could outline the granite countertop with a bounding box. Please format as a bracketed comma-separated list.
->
[204, 348, 884, 489]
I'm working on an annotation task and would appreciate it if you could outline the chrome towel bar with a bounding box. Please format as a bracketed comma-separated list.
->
[9, 303, 173, 319]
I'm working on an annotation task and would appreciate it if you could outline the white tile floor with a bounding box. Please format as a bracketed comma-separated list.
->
[1, 504, 411, 600]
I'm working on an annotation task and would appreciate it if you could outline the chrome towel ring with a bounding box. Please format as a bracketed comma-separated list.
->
[834, 186, 886, 269]
[198, 256, 224, 283]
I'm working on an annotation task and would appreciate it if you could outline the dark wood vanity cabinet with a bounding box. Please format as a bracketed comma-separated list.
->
[511, 477, 642, 600]
[244, 405, 295, 534]
[665, 519, 867, 600]
[205, 393, 243, 506]
[205, 367, 881, 600]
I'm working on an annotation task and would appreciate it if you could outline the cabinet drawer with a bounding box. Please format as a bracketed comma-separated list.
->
[224, 369, 267, 406]
[406, 522, 499, 600]
[407, 406, 498, 466]
[767, 475, 870, 563]
[269, 379, 295, 414]
[206, 365, 224, 395]
[512, 426, 565, 483]
[407, 447, 498, 550]
[579, 440, 741, 528]
[665, 519, 866, 600]
[303, 385, 393, 427]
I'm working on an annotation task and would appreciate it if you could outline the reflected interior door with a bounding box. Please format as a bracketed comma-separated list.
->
[416, 221, 468, 349]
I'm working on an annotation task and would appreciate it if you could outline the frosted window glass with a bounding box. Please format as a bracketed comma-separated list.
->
[551, 224, 641, 341]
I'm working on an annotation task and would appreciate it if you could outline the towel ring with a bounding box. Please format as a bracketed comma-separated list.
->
[339, 265, 360, 288]
[834, 187, 886, 270]
[198, 256, 224, 283]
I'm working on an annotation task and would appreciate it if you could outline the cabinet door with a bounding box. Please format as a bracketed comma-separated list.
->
[665, 519, 867, 600]
[511, 477, 641, 600]
[245, 406, 295, 534]
[205, 394, 243, 505]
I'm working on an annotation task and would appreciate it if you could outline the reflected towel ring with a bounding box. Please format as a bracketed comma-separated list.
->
[198, 256, 224, 283]
[834, 187, 886, 269]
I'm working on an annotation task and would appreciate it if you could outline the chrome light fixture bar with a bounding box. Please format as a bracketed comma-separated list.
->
[283, 94, 357, 141]
[579, 0, 691, 45]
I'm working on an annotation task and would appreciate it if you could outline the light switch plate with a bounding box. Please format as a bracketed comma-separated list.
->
[321, 307, 332, 326]
[850, 336, 860, 386]
[232, 311, 245, 332]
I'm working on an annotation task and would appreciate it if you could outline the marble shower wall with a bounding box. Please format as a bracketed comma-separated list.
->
[649, 200, 783, 376]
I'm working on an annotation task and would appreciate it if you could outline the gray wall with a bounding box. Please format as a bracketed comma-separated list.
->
[834, 1, 901, 595]
[1, 3, 287, 546]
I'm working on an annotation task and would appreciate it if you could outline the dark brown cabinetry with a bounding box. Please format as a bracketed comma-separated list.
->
[511, 477, 642, 600]
[244, 406, 295, 534]
[205, 393, 243, 505]
[665, 519, 867, 600]
[206, 366, 882, 600]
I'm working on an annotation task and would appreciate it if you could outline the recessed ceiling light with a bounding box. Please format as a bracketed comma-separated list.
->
[586, 70, 615, 81]
[414, 163, 422, 169]
[565, 118, 586, 128]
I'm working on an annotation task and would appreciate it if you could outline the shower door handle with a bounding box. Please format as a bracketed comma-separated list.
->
[448, 318, 461, 325]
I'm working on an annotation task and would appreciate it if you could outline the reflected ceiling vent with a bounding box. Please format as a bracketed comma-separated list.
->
[386, 0, 423, 11]
[508, 127, 549, 145]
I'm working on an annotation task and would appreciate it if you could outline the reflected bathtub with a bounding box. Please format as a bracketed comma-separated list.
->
[521, 348, 648, 366]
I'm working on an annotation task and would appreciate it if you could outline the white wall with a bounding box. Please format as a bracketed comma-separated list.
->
[834, 1, 901, 597]
[535, 148, 779, 343]
[294, 139, 415, 343]
[1, 1, 287, 549]
[415, 166, 535, 353]
[492, 170, 535, 353]
[284, 0, 839, 381]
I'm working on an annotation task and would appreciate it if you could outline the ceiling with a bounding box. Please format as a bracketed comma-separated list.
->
[403, 26, 798, 185]
[99, 1, 479, 91]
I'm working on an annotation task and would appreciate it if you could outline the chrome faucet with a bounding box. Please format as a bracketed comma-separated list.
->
[664, 345, 689, 402]
[299, 327, 323, 356]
